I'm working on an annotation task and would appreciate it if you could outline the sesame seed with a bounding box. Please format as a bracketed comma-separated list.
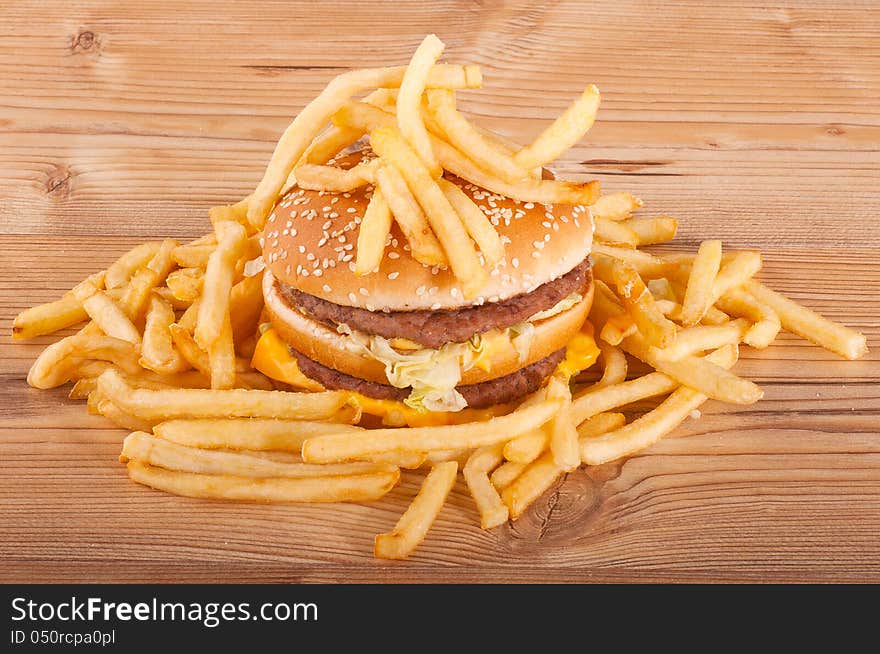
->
[524, 202, 534, 209]
[359, 288, 369, 296]
[388, 252, 400, 259]
[348, 293, 357, 303]
[388, 272, 400, 280]
[511, 257, 519, 268]
[323, 284, 332, 292]
[430, 303, 441, 310]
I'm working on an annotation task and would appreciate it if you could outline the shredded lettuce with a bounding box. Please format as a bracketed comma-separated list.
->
[528, 293, 583, 322]
[508, 322, 535, 364]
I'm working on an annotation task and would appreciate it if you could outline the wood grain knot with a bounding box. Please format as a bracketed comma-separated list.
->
[45, 164, 73, 198]
[508, 469, 602, 545]
[825, 125, 845, 136]
[70, 29, 101, 56]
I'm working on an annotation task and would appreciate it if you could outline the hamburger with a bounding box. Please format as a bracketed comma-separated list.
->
[255, 148, 597, 424]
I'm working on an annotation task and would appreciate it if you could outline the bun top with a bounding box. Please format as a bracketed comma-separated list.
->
[262, 150, 594, 311]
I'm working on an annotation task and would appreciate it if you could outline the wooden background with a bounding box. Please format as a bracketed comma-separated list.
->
[1, 0, 878, 583]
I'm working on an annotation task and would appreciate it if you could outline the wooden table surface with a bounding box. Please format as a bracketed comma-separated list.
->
[2, 0, 878, 583]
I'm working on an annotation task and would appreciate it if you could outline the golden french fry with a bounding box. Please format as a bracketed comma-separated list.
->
[710, 251, 762, 303]
[503, 428, 547, 465]
[302, 399, 562, 463]
[592, 245, 669, 278]
[371, 126, 487, 296]
[172, 244, 215, 269]
[594, 216, 639, 246]
[12, 272, 106, 340]
[745, 280, 868, 360]
[623, 334, 761, 405]
[715, 287, 781, 349]
[293, 159, 380, 192]
[354, 188, 394, 275]
[121, 239, 178, 322]
[228, 274, 264, 348]
[426, 88, 529, 183]
[581, 345, 739, 465]
[611, 260, 677, 348]
[596, 342, 627, 387]
[374, 461, 457, 559]
[73, 282, 141, 345]
[623, 217, 678, 245]
[247, 63, 482, 229]
[140, 296, 187, 374]
[374, 165, 448, 267]
[332, 101, 600, 206]
[652, 319, 750, 362]
[500, 452, 562, 520]
[208, 314, 236, 390]
[679, 240, 723, 325]
[463, 443, 509, 529]
[152, 287, 192, 310]
[647, 277, 678, 302]
[96, 368, 348, 421]
[208, 197, 250, 229]
[545, 375, 579, 471]
[490, 460, 527, 491]
[95, 399, 158, 432]
[397, 34, 445, 176]
[27, 333, 141, 389]
[577, 412, 626, 441]
[128, 461, 398, 503]
[154, 417, 362, 451]
[589, 192, 643, 220]
[165, 267, 204, 302]
[513, 84, 601, 170]
[169, 323, 210, 376]
[436, 177, 504, 267]
[105, 242, 162, 289]
[195, 220, 247, 349]
[122, 432, 395, 479]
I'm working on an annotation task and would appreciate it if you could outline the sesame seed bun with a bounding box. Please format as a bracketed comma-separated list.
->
[262, 152, 594, 311]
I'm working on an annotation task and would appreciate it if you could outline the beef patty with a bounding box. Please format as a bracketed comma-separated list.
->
[277, 257, 592, 349]
[289, 345, 566, 409]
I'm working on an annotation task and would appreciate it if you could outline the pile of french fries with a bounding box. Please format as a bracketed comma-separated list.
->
[13, 35, 868, 559]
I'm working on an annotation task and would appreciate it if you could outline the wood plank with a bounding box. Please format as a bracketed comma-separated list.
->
[1, 0, 878, 582]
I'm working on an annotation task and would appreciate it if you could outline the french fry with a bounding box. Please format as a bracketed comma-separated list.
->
[715, 287, 781, 349]
[105, 242, 162, 289]
[140, 296, 187, 374]
[397, 34, 445, 176]
[96, 368, 348, 420]
[592, 245, 669, 278]
[571, 370, 677, 425]
[652, 319, 750, 362]
[590, 192, 643, 220]
[577, 411, 626, 441]
[623, 334, 761, 405]
[503, 429, 548, 465]
[302, 399, 562, 463]
[152, 287, 192, 310]
[128, 461, 398, 504]
[490, 460, 527, 491]
[228, 275, 264, 348]
[745, 280, 868, 360]
[27, 333, 141, 389]
[12, 272, 106, 340]
[611, 260, 677, 348]
[581, 345, 739, 465]
[354, 188, 393, 275]
[513, 84, 601, 170]
[710, 251, 762, 303]
[293, 159, 380, 192]
[374, 461, 457, 559]
[153, 418, 363, 452]
[208, 197, 250, 229]
[594, 217, 639, 246]
[72, 281, 141, 345]
[436, 177, 504, 267]
[463, 444, 509, 529]
[166, 267, 204, 302]
[208, 314, 236, 390]
[648, 277, 678, 303]
[681, 241, 721, 325]
[169, 323, 210, 376]
[371, 126, 487, 296]
[95, 399, 158, 432]
[596, 342, 628, 387]
[121, 239, 178, 322]
[172, 244, 215, 269]
[122, 432, 395, 479]
[374, 165, 447, 267]
[500, 452, 563, 520]
[546, 375, 579, 471]
[426, 88, 529, 182]
[195, 220, 247, 349]
[624, 217, 678, 245]
[247, 63, 482, 229]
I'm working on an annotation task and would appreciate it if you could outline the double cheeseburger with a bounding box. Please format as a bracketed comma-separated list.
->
[256, 150, 595, 423]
